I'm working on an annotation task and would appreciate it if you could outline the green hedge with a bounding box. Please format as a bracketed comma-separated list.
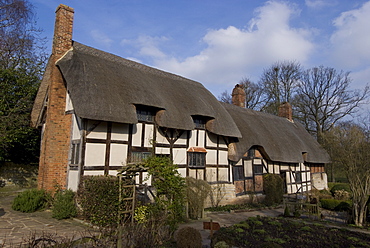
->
[263, 174, 284, 206]
[320, 199, 351, 211]
[77, 176, 121, 227]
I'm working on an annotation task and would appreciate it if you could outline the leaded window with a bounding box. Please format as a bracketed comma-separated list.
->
[131, 151, 151, 163]
[188, 152, 206, 168]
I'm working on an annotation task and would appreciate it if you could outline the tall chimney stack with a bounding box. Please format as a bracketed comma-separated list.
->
[37, 4, 74, 191]
[53, 4, 74, 58]
[278, 102, 293, 122]
[231, 84, 246, 108]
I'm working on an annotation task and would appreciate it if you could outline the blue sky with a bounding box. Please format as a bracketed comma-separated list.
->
[32, 0, 370, 98]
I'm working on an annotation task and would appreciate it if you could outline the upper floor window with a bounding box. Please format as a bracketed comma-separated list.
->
[192, 115, 208, 129]
[136, 105, 157, 122]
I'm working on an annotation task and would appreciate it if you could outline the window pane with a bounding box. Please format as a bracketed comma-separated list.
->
[188, 152, 205, 168]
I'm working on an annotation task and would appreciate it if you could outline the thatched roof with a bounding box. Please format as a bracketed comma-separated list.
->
[54, 42, 241, 138]
[223, 102, 330, 164]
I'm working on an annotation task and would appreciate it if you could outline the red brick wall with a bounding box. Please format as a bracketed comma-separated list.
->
[38, 5, 74, 192]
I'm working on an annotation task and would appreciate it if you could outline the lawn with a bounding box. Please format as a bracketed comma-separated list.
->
[211, 216, 370, 248]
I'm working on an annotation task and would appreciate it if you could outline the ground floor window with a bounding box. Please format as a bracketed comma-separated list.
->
[188, 152, 206, 168]
[233, 166, 244, 181]
[131, 151, 151, 163]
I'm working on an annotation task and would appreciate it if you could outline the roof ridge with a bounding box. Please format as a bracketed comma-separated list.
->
[72, 41, 201, 86]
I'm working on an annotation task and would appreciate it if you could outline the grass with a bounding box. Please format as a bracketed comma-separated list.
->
[212, 216, 370, 248]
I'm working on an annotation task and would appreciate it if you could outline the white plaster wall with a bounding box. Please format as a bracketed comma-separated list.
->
[206, 150, 217, 164]
[177, 168, 187, 178]
[65, 91, 74, 112]
[132, 123, 142, 147]
[110, 144, 128, 166]
[156, 130, 169, 144]
[173, 148, 186, 165]
[87, 121, 107, 139]
[85, 143, 106, 166]
[71, 115, 81, 140]
[219, 150, 228, 165]
[311, 172, 328, 190]
[218, 168, 229, 182]
[155, 147, 170, 155]
[198, 130, 205, 147]
[176, 132, 187, 145]
[143, 124, 154, 147]
[67, 170, 79, 191]
[206, 168, 217, 182]
[111, 123, 129, 141]
[188, 130, 197, 147]
[84, 171, 105, 176]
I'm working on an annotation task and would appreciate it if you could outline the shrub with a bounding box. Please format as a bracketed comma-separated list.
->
[330, 183, 351, 196]
[52, 189, 77, 220]
[334, 201, 352, 212]
[144, 156, 186, 232]
[320, 199, 339, 210]
[12, 188, 50, 213]
[186, 177, 211, 219]
[263, 174, 284, 206]
[333, 189, 351, 201]
[175, 226, 202, 248]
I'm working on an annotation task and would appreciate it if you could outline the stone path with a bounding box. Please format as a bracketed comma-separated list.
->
[0, 192, 94, 247]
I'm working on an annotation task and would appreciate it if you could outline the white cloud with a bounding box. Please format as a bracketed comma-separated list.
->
[330, 1, 370, 69]
[90, 30, 113, 48]
[121, 35, 168, 59]
[154, 1, 314, 92]
[119, 1, 315, 95]
[305, 0, 334, 9]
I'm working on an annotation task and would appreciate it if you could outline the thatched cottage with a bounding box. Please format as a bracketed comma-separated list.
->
[31, 4, 330, 205]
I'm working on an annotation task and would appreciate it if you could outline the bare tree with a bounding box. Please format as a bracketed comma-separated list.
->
[239, 77, 265, 110]
[218, 78, 265, 110]
[323, 123, 370, 226]
[260, 60, 302, 114]
[0, 0, 46, 69]
[218, 90, 232, 104]
[295, 66, 369, 142]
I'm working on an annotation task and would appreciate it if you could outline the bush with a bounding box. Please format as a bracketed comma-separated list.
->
[263, 174, 284, 206]
[12, 188, 50, 213]
[334, 201, 352, 212]
[52, 189, 77, 220]
[320, 199, 340, 210]
[175, 227, 202, 248]
[186, 177, 211, 219]
[330, 183, 351, 196]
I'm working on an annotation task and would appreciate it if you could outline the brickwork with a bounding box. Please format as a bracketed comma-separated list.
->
[231, 84, 246, 108]
[278, 102, 293, 121]
[37, 5, 74, 192]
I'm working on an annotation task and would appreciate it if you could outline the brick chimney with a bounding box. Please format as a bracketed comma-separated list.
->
[278, 102, 293, 122]
[37, 4, 74, 191]
[231, 84, 246, 108]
